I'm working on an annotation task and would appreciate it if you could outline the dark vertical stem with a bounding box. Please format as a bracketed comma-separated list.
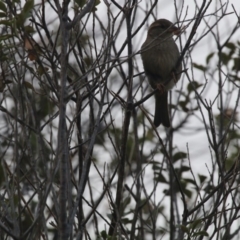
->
[77, 95, 83, 237]
[58, 0, 70, 239]
[130, 106, 141, 240]
[168, 117, 175, 240]
[217, 46, 225, 170]
[108, 1, 135, 236]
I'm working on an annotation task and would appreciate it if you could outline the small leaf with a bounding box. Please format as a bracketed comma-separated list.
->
[229, 74, 240, 81]
[183, 178, 196, 185]
[122, 196, 131, 208]
[24, 25, 35, 34]
[173, 151, 187, 162]
[100, 230, 107, 238]
[179, 101, 189, 112]
[192, 231, 209, 237]
[0, 1, 7, 12]
[16, 13, 25, 27]
[193, 63, 206, 71]
[84, 56, 92, 67]
[0, 80, 5, 92]
[4, 80, 13, 84]
[204, 184, 214, 193]
[163, 189, 170, 196]
[37, 66, 49, 76]
[189, 219, 202, 229]
[198, 174, 207, 183]
[23, 0, 34, 15]
[183, 188, 192, 198]
[225, 42, 235, 51]
[0, 164, 5, 185]
[75, 0, 86, 8]
[0, 34, 13, 41]
[218, 52, 230, 65]
[206, 52, 214, 64]
[177, 224, 189, 234]
[0, 12, 6, 18]
[121, 217, 132, 224]
[181, 166, 190, 172]
[155, 172, 167, 183]
[23, 81, 34, 90]
[158, 206, 165, 213]
[187, 81, 202, 93]
[17, 0, 34, 26]
[232, 58, 240, 71]
[0, 19, 13, 27]
[192, 106, 199, 111]
[92, 0, 101, 11]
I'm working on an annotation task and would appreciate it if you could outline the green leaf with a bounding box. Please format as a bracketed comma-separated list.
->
[181, 166, 191, 172]
[177, 224, 189, 234]
[204, 184, 214, 193]
[189, 219, 202, 229]
[232, 58, 240, 71]
[122, 196, 131, 208]
[0, 1, 7, 12]
[17, 0, 34, 26]
[24, 25, 35, 34]
[158, 206, 165, 213]
[183, 178, 196, 185]
[0, 164, 5, 185]
[23, 81, 34, 90]
[152, 164, 161, 171]
[23, 0, 34, 15]
[121, 217, 132, 224]
[206, 52, 214, 64]
[37, 66, 49, 76]
[16, 13, 25, 27]
[0, 52, 7, 61]
[0, 34, 13, 41]
[155, 172, 167, 183]
[173, 151, 187, 162]
[92, 0, 101, 11]
[192, 231, 209, 237]
[0, 12, 6, 18]
[75, 0, 86, 8]
[193, 63, 206, 72]
[198, 174, 207, 184]
[218, 52, 230, 65]
[179, 100, 189, 112]
[183, 188, 192, 198]
[75, 0, 101, 11]
[0, 19, 13, 27]
[225, 42, 235, 51]
[229, 73, 240, 81]
[4, 79, 13, 85]
[100, 230, 107, 238]
[187, 81, 202, 93]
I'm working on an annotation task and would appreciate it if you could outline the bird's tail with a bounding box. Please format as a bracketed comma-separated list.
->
[154, 91, 170, 128]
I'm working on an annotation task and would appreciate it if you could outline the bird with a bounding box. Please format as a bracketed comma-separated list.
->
[141, 19, 182, 128]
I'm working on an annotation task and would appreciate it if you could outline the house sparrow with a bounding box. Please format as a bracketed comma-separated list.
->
[141, 19, 182, 127]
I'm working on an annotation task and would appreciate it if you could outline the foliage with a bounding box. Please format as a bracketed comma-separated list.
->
[0, 0, 240, 239]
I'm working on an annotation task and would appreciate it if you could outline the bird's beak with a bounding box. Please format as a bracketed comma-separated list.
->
[168, 26, 181, 36]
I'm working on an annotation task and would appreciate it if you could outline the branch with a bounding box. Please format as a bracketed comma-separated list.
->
[68, 0, 96, 29]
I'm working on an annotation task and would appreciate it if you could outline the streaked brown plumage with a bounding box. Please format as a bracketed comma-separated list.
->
[141, 19, 182, 127]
